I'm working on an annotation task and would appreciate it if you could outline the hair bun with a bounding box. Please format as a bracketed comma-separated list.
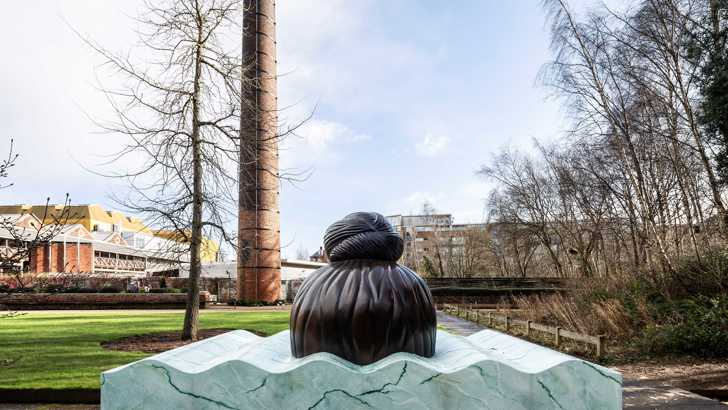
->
[324, 212, 404, 262]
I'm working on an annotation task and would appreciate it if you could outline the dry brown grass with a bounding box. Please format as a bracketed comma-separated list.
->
[512, 293, 635, 337]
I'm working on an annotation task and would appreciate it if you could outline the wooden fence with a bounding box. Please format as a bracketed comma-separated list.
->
[440, 303, 606, 359]
[426, 277, 573, 290]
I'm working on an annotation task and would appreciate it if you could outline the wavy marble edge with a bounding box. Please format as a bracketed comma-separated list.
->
[102, 329, 622, 383]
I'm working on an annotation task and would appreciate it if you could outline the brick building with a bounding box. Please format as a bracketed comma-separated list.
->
[0, 205, 219, 277]
[25, 224, 178, 275]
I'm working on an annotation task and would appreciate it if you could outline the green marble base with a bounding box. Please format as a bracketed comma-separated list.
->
[101, 329, 621, 409]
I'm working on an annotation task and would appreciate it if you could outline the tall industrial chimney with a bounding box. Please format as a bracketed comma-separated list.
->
[238, 0, 281, 302]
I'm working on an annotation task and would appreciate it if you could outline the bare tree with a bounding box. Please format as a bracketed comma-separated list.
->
[478, 0, 728, 283]
[0, 139, 18, 190]
[1, 140, 75, 287]
[295, 245, 309, 261]
[479, 149, 566, 276]
[0, 198, 75, 286]
[83, 0, 248, 340]
[446, 224, 493, 278]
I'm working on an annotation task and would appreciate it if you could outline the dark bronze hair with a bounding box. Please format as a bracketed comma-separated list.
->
[290, 212, 437, 365]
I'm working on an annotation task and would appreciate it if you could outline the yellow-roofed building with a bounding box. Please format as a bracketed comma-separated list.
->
[0, 204, 221, 264]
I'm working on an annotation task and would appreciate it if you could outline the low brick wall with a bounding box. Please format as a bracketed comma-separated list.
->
[0, 293, 207, 310]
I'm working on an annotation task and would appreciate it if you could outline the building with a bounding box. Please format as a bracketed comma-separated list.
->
[0, 204, 222, 277]
[0, 212, 43, 273]
[386, 213, 489, 276]
[179, 259, 325, 302]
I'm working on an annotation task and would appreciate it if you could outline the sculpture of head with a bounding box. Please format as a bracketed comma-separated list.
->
[290, 212, 437, 365]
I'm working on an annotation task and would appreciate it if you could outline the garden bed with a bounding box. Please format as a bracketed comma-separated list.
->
[101, 328, 244, 353]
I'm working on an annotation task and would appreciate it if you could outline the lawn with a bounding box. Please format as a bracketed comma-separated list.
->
[0, 310, 290, 390]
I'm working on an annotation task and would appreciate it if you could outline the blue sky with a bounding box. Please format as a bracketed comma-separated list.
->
[1, 1, 609, 258]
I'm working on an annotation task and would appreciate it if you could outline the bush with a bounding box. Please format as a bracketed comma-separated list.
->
[149, 288, 182, 293]
[99, 286, 121, 293]
[666, 250, 728, 297]
[510, 251, 728, 359]
[227, 299, 285, 307]
[636, 295, 728, 358]
[61, 287, 97, 293]
[61, 286, 81, 293]
[0, 284, 10, 293]
[14, 287, 36, 293]
[42, 284, 66, 293]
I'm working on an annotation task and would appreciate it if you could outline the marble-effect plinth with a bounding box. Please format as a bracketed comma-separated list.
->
[101, 329, 622, 409]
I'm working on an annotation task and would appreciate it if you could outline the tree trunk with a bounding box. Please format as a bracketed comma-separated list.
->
[182, 13, 205, 341]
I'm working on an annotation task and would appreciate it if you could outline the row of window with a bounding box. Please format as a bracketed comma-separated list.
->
[404, 235, 466, 245]
[94, 251, 144, 261]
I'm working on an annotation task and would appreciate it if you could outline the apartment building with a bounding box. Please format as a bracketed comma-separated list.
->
[386, 213, 488, 275]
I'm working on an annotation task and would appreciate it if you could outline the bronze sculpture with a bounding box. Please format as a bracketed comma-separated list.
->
[290, 212, 437, 365]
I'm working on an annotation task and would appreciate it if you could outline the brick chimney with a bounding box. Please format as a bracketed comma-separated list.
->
[238, 0, 281, 303]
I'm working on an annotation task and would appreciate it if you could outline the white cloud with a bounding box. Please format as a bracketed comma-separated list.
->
[280, 119, 371, 171]
[295, 120, 371, 151]
[415, 133, 450, 157]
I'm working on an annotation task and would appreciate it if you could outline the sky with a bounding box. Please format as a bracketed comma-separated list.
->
[0, 0, 610, 259]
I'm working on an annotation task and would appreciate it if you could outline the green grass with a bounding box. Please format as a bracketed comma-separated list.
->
[0, 311, 290, 390]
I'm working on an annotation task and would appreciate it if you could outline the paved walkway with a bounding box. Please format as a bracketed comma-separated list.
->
[437, 310, 727, 409]
[436, 310, 486, 335]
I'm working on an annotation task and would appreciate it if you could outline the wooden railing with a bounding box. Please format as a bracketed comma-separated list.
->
[94, 256, 145, 272]
[426, 277, 573, 290]
[440, 303, 606, 359]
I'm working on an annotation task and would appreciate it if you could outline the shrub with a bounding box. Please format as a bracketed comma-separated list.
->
[99, 286, 121, 293]
[62, 286, 81, 293]
[636, 295, 728, 358]
[60, 287, 97, 293]
[14, 287, 36, 293]
[510, 251, 728, 359]
[666, 250, 728, 297]
[42, 284, 66, 293]
[149, 288, 182, 293]
[77, 287, 98, 293]
[227, 299, 285, 307]
[0, 284, 10, 293]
